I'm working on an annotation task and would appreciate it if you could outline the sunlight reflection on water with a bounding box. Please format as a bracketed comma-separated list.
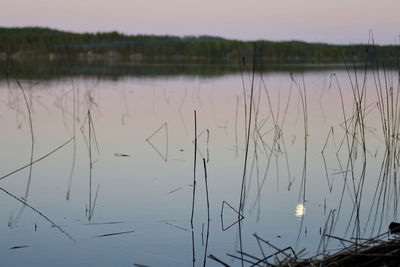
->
[295, 203, 306, 218]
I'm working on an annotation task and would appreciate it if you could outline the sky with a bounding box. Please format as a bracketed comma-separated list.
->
[2, 0, 399, 45]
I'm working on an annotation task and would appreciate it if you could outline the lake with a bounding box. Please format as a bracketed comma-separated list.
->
[0, 63, 397, 266]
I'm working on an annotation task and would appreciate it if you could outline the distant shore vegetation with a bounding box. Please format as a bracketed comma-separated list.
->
[0, 27, 399, 64]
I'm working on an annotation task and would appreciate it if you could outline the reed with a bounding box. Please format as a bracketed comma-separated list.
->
[0, 185, 76, 243]
[0, 138, 74, 181]
[146, 122, 168, 162]
[85, 110, 100, 221]
[235, 95, 239, 158]
[238, 42, 256, 267]
[66, 81, 77, 200]
[202, 158, 210, 267]
[190, 110, 197, 267]
[190, 110, 197, 228]
[16, 80, 35, 199]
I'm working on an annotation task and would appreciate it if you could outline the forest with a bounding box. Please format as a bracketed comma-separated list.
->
[1, 27, 399, 64]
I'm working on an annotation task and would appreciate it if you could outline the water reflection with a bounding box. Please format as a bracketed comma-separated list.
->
[0, 67, 399, 266]
[0, 58, 360, 81]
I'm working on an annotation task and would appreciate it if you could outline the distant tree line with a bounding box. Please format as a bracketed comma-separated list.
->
[0, 27, 399, 64]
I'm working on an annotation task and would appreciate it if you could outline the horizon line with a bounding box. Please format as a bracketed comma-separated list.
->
[1, 25, 396, 47]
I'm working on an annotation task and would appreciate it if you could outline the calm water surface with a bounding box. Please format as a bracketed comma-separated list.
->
[0, 67, 397, 266]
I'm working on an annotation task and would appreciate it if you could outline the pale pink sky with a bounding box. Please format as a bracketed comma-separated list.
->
[2, 0, 399, 44]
